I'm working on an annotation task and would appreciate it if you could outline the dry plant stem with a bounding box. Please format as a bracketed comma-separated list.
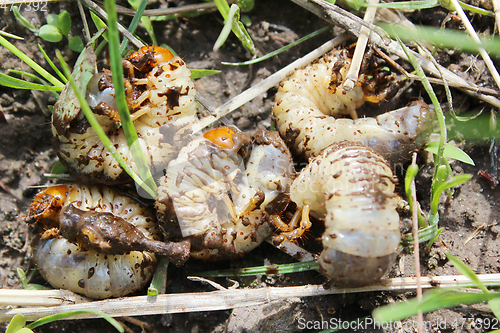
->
[80, 0, 144, 49]
[101, 0, 236, 17]
[4, 274, 500, 321]
[290, 0, 500, 109]
[449, 0, 500, 92]
[0, 289, 90, 306]
[343, 0, 379, 91]
[193, 32, 351, 132]
[265, 238, 316, 262]
[407, 74, 500, 96]
[1, 0, 59, 4]
[411, 152, 423, 333]
[77, 0, 91, 44]
[494, 0, 500, 36]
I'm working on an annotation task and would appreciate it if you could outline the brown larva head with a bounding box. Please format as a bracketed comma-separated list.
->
[203, 127, 236, 148]
[128, 46, 175, 73]
[26, 186, 69, 225]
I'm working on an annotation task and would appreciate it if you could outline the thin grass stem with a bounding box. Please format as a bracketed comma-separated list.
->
[0, 35, 64, 89]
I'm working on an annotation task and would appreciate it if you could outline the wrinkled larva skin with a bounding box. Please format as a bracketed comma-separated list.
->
[155, 127, 295, 260]
[53, 46, 197, 184]
[290, 143, 400, 287]
[273, 46, 433, 162]
[27, 184, 163, 299]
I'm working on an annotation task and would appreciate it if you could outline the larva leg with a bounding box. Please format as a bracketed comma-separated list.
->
[272, 205, 312, 244]
[290, 143, 400, 287]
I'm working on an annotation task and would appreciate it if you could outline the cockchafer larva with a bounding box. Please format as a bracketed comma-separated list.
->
[155, 126, 295, 260]
[271, 45, 434, 287]
[25, 184, 190, 299]
[287, 142, 400, 287]
[52, 46, 197, 184]
[272, 45, 433, 164]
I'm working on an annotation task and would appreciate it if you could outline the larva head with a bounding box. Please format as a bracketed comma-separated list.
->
[26, 186, 69, 225]
[128, 46, 175, 73]
[203, 127, 236, 149]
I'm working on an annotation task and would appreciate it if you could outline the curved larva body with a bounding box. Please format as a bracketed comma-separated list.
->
[155, 128, 295, 260]
[273, 47, 432, 162]
[29, 184, 162, 299]
[53, 47, 197, 184]
[34, 238, 156, 299]
[290, 143, 400, 287]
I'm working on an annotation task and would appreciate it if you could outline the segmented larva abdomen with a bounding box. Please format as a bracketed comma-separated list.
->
[273, 47, 432, 162]
[155, 128, 294, 260]
[275, 48, 368, 119]
[53, 47, 197, 184]
[35, 238, 156, 299]
[290, 143, 400, 287]
[32, 184, 159, 299]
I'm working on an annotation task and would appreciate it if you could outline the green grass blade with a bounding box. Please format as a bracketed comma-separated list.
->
[214, 0, 255, 54]
[190, 69, 221, 79]
[104, 0, 157, 196]
[431, 174, 472, 214]
[12, 6, 38, 33]
[90, 12, 108, 41]
[425, 142, 475, 165]
[426, 227, 444, 248]
[26, 310, 123, 332]
[56, 50, 156, 198]
[456, 0, 494, 16]
[51, 160, 68, 174]
[0, 72, 61, 91]
[0, 34, 64, 89]
[7, 70, 60, 99]
[197, 261, 320, 277]
[380, 23, 500, 56]
[148, 257, 169, 296]
[404, 163, 419, 208]
[222, 26, 330, 66]
[126, 0, 156, 50]
[38, 44, 67, 83]
[401, 223, 438, 245]
[0, 30, 24, 40]
[213, 3, 238, 51]
[446, 253, 489, 293]
[373, 289, 500, 322]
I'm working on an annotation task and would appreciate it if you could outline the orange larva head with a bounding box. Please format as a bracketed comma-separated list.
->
[203, 127, 236, 148]
[26, 186, 69, 225]
[128, 46, 175, 71]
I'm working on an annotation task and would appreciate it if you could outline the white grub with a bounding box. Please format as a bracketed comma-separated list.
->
[53, 47, 197, 184]
[28, 184, 161, 299]
[291, 143, 400, 287]
[273, 46, 433, 163]
[155, 127, 295, 260]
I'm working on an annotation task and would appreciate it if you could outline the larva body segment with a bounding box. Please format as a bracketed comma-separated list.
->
[273, 46, 432, 163]
[34, 238, 156, 299]
[53, 46, 197, 184]
[155, 127, 295, 260]
[290, 143, 400, 287]
[26, 184, 183, 299]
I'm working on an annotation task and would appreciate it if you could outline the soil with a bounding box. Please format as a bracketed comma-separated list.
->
[0, 0, 499, 332]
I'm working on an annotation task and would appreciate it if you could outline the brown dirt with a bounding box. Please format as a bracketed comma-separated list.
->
[0, 0, 499, 332]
